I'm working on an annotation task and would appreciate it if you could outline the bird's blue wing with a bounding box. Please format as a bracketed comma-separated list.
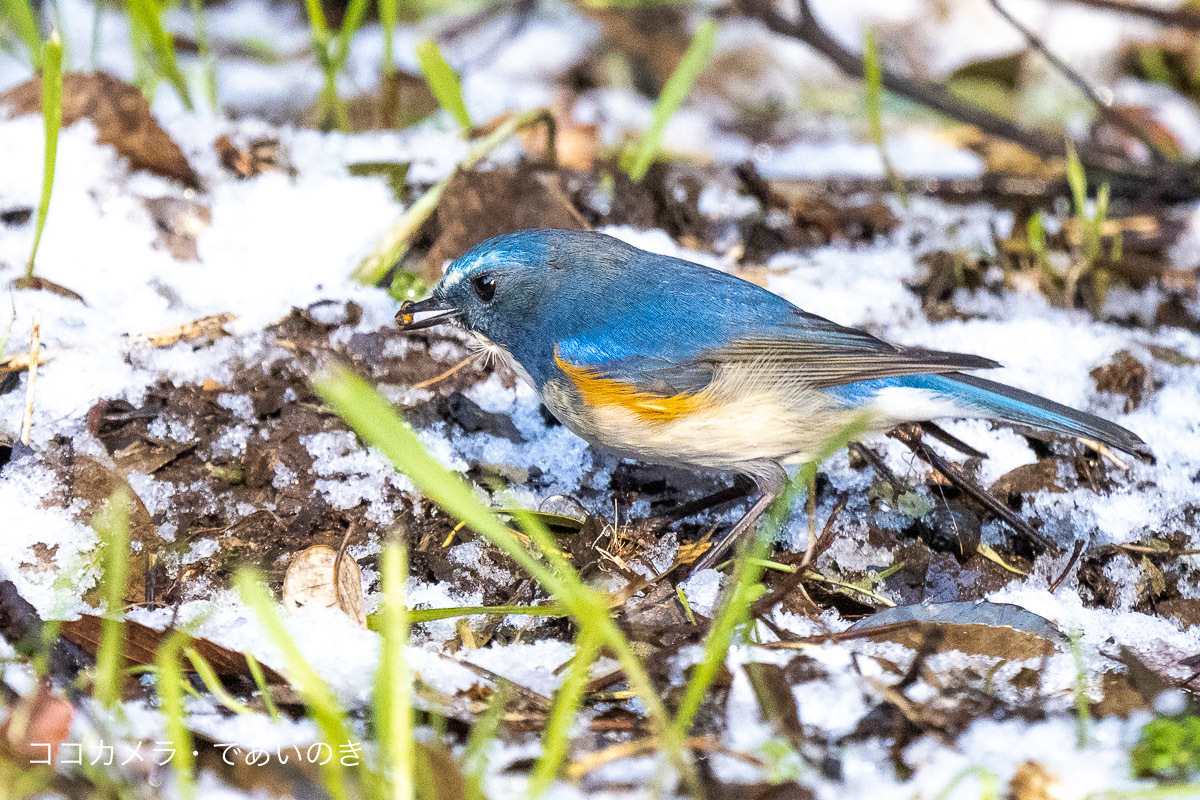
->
[555, 324, 1000, 397]
[546, 235, 999, 394]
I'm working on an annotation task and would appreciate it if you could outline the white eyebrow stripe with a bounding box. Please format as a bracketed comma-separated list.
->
[444, 249, 509, 286]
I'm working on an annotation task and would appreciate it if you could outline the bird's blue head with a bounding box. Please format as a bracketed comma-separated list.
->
[395, 229, 642, 382]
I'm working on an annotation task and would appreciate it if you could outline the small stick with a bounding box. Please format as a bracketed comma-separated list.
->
[1048, 0, 1200, 32]
[1049, 539, 1086, 593]
[1077, 437, 1130, 470]
[850, 442, 901, 501]
[800, 473, 818, 568]
[990, 0, 1170, 164]
[410, 350, 482, 390]
[919, 421, 988, 459]
[889, 427, 1054, 550]
[19, 312, 41, 446]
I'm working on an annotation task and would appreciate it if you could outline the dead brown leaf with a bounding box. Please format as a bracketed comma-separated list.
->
[513, 106, 601, 171]
[282, 545, 367, 628]
[1091, 350, 1152, 412]
[0, 72, 200, 188]
[422, 166, 587, 283]
[213, 135, 291, 179]
[0, 680, 73, 762]
[990, 459, 1069, 500]
[59, 613, 286, 682]
[9, 276, 87, 303]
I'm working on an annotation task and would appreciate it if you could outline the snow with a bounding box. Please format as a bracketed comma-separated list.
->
[678, 568, 725, 618]
[1, 0, 1199, 797]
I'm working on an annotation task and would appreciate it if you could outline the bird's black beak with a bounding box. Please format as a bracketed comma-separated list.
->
[395, 296, 460, 331]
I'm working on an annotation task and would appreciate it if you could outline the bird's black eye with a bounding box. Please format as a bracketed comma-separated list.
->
[471, 274, 496, 302]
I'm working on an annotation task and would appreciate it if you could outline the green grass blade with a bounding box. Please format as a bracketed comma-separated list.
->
[184, 647, 253, 716]
[301, 0, 347, 130]
[236, 569, 355, 800]
[93, 489, 130, 708]
[369, 604, 567, 629]
[374, 542, 414, 800]
[380, 0, 396, 81]
[303, 0, 329, 39]
[243, 649, 281, 721]
[864, 28, 908, 205]
[415, 37, 471, 130]
[3, 0, 42, 69]
[1066, 140, 1087, 217]
[311, 366, 686, 777]
[156, 631, 196, 800]
[529, 629, 601, 796]
[1069, 629, 1090, 748]
[188, 0, 218, 112]
[931, 765, 1000, 800]
[25, 31, 62, 279]
[463, 682, 509, 800]
[330, 0, 370, 73]
[127, 0, 194, 110]
[670, 413, 873, 739]
[622, 19, 716, 181]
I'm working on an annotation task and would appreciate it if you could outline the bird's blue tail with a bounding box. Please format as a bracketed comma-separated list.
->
[927, 372, 1152, 460]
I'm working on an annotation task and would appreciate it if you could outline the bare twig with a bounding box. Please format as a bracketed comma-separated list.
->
[1049, 539, 1086, 592]
[919, 421, 988, 459]
[1049, 0, 1200, 31]
[567, 736, 764, 778]
[19, 313, 40, 446]
[410, 350, 483, 390]
[888, 426, 1054, 550]
[736, 0, 1200, 199]
[990, 0, 1170, 163]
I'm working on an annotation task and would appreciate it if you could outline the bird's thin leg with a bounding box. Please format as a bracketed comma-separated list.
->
[689, 470, 785, 574]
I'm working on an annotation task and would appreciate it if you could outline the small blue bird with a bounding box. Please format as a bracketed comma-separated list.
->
[397, 229, 1150, 569]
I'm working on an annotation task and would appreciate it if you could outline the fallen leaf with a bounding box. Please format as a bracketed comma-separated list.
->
[1091, 350, 1152, 412]
[514, 108, 600, 171]
[59, 613, 285, 682]
[214, 135, 292, 179]
[848, 600, 1062, 659]
[581, 4, 690, 91]
[1008, 760, 1064, 800]
[0, 72, 200, 188]
[422, 166, 587, 284]
[744, 661, 804, 746]
[990, 459, 1069, 500]
[10, 275, 87, 303]
[977, 542, 1028, 576]
[282, 545, 367, 628]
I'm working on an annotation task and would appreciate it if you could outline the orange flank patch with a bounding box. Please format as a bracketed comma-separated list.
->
[554, 353, 704, 424]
